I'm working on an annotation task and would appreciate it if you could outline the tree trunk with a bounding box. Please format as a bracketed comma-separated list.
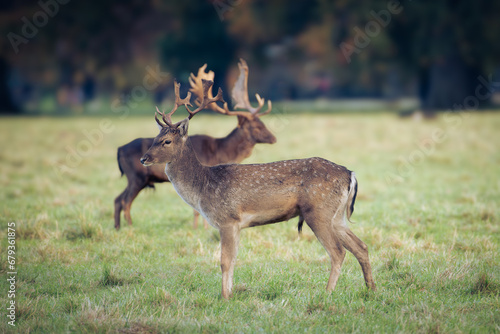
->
[0, 57, 20, 114]
[421, 55, 483, 115]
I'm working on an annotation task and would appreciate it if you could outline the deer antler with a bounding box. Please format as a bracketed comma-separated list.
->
[155, 81, 192, 128]
[189, 64, 236, 115]
[230, 58, 272, 117]
[188, 59, 272, 119]
[185, 79, 225, 119]
[156, 79, 224, 128]
[189, 64, 215, 104]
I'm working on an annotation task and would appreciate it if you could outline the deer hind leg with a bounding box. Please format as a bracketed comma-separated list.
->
[339, 227, 376, 291]
[114, 190, 127, 230]
[304, 210, 346, 292]
[123, 182, 144, 226]
[219, 225, 240, 299]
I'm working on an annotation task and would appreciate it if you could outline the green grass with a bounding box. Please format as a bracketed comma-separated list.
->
[0, 111, 499, 333]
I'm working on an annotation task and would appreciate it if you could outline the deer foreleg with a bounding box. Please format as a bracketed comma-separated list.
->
[193, 210, 200, 229]
[219, 225, 240, 299]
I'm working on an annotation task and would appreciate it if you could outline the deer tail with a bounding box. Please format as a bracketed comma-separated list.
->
[346, 171, 358, 223]
[117, 147, 124, 177]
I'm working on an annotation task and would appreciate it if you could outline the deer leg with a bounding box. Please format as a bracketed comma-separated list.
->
[305, 213, 346, 292]
[340, 228, 376, 291]
[219, 225, 240, 299]
[193, 210, 200, 229]
[193, 210, 209, 229]
[114, 190, 127, 230]
[123, 182, 144, 226]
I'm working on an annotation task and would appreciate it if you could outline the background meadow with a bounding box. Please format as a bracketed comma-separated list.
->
[0, 110, 499, 333]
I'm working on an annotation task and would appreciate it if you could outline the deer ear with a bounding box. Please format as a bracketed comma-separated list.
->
[157, 122, 163, 132]
[177, 118, 189, 137]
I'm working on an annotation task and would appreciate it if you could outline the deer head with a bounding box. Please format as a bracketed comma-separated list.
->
[189, 59, 276, 144]
[140, 79, 224, 166]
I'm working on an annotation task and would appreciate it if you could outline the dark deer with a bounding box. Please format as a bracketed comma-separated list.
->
[114, 60, 276, 230]
[140, 78, 376, 299]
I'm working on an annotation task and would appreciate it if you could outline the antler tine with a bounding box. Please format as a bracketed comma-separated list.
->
[173, 80, 192, 109]
[161, 105, 174, 126]
[231, 58, 271, 116]
[157, 104, 176, 127]
[220, 101, 258, 118]
[186, 79, 225, 119]
[189, 64, 229, 115]
[189, 64, 214, 104]
[155, 106, 166, 128]
[257, 99, 273, 117]
[188, 60, 271, 119]
[155, 81, 193, 128]
[172, 81, 193, 122]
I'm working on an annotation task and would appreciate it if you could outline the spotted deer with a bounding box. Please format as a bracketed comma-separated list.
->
[141, 79, 376, 299]
[114, 60, 276, 230]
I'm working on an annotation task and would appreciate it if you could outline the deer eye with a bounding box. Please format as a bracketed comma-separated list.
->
[163, 140, 171, 146]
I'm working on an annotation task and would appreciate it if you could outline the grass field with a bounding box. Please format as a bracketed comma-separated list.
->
[0, 111, 499, 333]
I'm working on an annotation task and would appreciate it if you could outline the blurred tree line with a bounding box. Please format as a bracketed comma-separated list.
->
[0, 0, 499, 114]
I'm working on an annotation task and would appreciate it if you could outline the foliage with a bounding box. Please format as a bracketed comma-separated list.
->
[3, 0, 500, 114]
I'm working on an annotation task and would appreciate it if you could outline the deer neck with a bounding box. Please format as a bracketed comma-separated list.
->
[217, 127, 254, 163]
[164, 138, 208, 209]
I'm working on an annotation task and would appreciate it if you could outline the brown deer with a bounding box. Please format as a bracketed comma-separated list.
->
[140, 78, 376, 299]
[114, 60, 276, 230]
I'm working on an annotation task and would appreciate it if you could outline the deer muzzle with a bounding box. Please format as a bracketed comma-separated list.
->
[140, 154, 153, 166]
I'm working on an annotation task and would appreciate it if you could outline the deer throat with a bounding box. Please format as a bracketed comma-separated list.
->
[164, 144, 206, 212]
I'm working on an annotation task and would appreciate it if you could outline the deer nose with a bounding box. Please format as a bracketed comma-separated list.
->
[140, 156, 149, 165]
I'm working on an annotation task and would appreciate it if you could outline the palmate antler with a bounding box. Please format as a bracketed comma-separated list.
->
[230, 58, 272, 116]
[188, 64, 216, 106]
[189, 59, 272, 118]
[156, 79, 224, 128]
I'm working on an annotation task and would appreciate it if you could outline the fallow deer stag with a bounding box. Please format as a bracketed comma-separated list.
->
[140, 79, 376, 299]
[114, 60, 275, 230]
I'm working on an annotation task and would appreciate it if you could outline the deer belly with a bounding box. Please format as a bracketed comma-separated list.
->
[238, 206, 299, 229]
